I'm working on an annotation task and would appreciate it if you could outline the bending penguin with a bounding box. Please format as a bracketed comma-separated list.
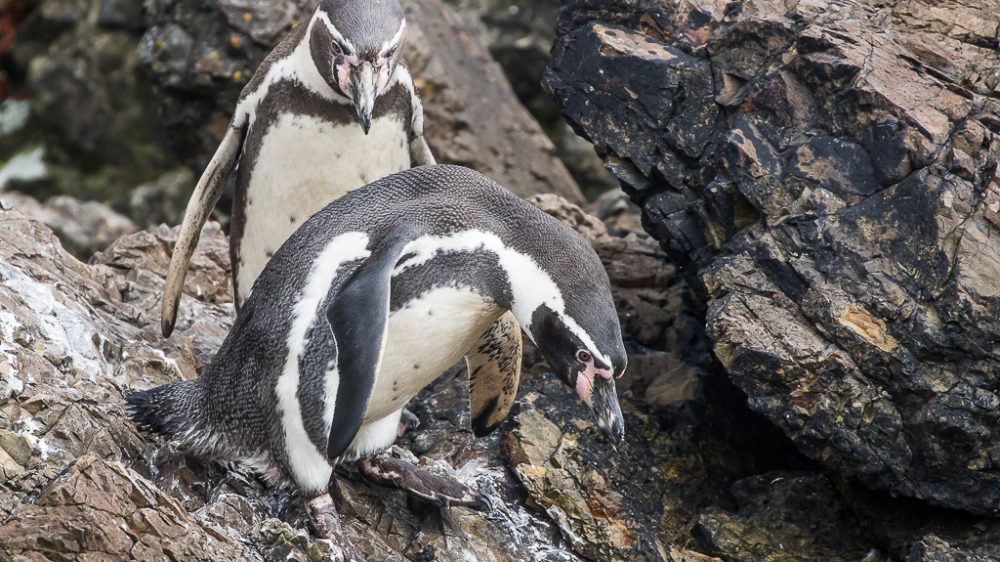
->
[129, 165, 627, 562]
[160, 0, 436, 337]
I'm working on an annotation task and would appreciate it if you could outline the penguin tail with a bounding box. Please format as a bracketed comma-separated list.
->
[126, 381, 200, 440]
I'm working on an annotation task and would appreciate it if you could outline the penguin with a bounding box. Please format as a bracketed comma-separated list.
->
[160, 0, 437, 338]
[129, 165, 627, 561]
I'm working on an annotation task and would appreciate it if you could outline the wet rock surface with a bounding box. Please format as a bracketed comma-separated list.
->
[546, 0, 1000, 518]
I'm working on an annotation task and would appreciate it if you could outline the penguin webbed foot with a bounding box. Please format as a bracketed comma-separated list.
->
[305, 494, 366, 562]
[358, 450, 488, 511]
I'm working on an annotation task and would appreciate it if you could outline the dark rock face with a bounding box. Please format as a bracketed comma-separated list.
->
[694, 473, 873, 562]
[2, 0, 183, 205]
[545, 0, 1000, 515]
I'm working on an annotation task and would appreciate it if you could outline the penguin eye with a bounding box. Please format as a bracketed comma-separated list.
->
[576, 350, 592, 363]
[331, 41, 344, 56]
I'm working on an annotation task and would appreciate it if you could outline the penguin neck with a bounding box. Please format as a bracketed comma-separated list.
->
[393, 228, 570, 345]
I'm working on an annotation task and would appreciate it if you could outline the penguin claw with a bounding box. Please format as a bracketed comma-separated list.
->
[305, 494, 367, 562]
[358, 453, 489, 511]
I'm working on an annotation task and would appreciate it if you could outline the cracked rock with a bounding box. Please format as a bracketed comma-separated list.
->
[546, 0, 1000, 515]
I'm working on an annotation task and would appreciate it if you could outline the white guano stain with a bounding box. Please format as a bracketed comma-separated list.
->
[0, 261, 110, 383]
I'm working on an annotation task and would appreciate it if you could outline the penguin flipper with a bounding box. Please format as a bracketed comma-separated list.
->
[161, 120, 248, 338]
[409, 136, 436, 166]
[465, 311, 523, 437]
[325, 231, 416, 461]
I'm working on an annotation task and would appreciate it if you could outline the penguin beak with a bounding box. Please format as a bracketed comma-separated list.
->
[589, 375, 625, 445]
[351, 61, 377, 134]
[576, 372, 625, 445]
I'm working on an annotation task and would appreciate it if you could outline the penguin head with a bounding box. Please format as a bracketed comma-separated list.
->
[524, 243, 628, 444]
[312, 0, 406, 134]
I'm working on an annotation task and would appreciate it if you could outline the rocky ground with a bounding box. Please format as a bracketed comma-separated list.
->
[3, 0, 1000, 560]
[0, 191, 796, 562]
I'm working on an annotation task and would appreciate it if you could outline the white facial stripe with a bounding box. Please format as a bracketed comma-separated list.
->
[380, 20, 406, 55]
[315, 11, 356, 54]
[562, 315, 611, 367]
[276, 231, 371, 490]
[236, 14, 347, 125]
[392, 229, 613, 367]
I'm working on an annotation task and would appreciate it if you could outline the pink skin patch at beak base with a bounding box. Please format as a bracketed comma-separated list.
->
[575, 359, 613, 404]
[335, 53, 360, 96]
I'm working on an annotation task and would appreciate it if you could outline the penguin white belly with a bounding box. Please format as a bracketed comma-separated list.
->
[363, 286, 502, 424]
[238, 112, 411, 300]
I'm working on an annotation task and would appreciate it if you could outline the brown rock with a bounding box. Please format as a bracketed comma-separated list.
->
[404, 0, 584, 202]
[694, 473, 874, 562]
[0, 454, 255, 562]
[0, 191, 139, 258]
[505, 406, 637, 561]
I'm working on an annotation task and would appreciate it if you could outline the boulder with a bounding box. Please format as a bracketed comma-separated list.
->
[0, 454, 257, 562]
[546, 0, 1000, 515]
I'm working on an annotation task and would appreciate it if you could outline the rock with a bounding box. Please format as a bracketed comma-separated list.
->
[404, 0, 584, 202]
[505, 406, 636, 561]
[253, 518, 345, 562]
[0, 446, 24, 480]
[127, 168, 197, 228]
[694, 473, 876, 562]
[0, 191, 139, 257]
[444, 0, 562, 120]
[5, 0, 181, 205]
[0, 454, 256, 561]
[442, 0, 620, 197]
[137, 0, 584, 203]
[546, 0, 1000, 515]
[501, 373, 811, 562]
[0, 429, 33, 467]
[837, 479, 1000, 561]
[907, 535, 1000, 562]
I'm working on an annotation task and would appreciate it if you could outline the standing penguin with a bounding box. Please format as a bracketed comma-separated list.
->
[130, 165, 627, 561]
[160, 0, 437, 337]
